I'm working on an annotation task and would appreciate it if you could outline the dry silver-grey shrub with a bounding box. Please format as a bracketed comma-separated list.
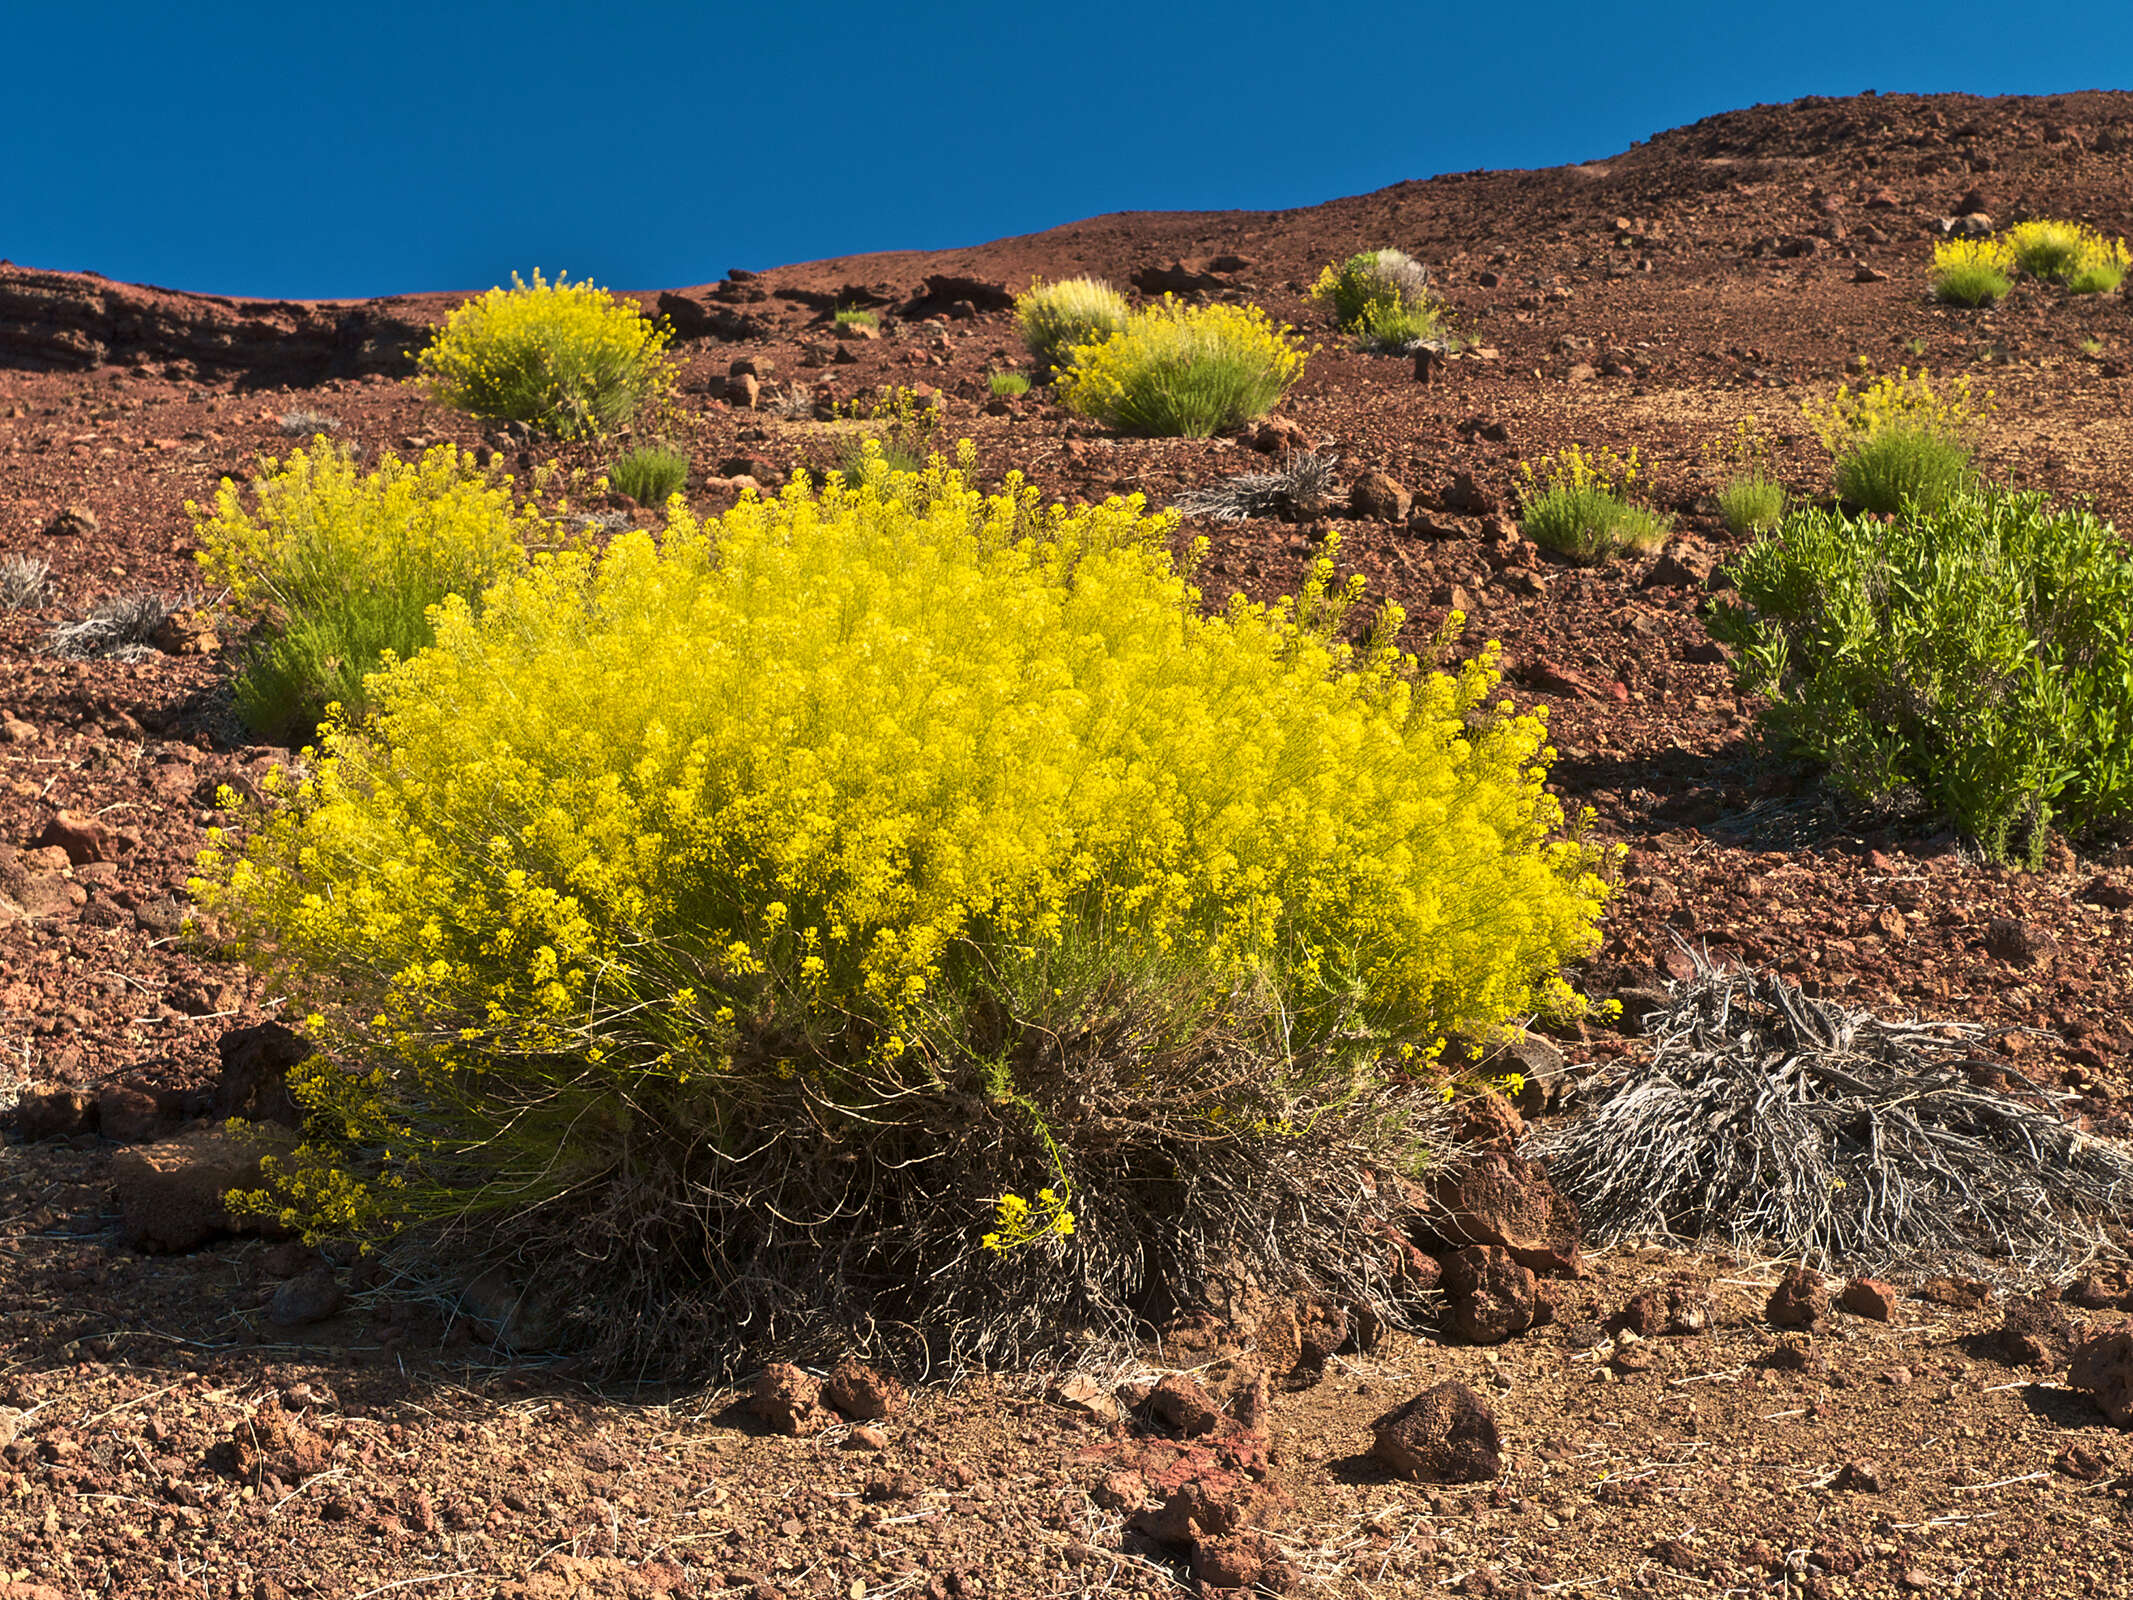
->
[48, 592, 185, 662]
[1543, 955, 2133, 1275]
[0, 555, 51, 610]
[278, 411, 341, 437]
[1172, 451, 1341, 522]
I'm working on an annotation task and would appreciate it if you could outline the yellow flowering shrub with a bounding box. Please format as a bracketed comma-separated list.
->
[2002, 219, 2130, 291]
[198, 451, 1606, 1371]
[1800, 368, 1989, 516]
[1929, 237, 2015, 306]
[1056, 297, 1307, 437]
[416, 270, 676, 439]
[192, 440, 561, 741]
[1311, 248, 1445, 352]
[1515, 444, 1671, 562]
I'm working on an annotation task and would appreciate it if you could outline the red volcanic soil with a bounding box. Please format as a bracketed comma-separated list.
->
[3, 89, 2133, 1599]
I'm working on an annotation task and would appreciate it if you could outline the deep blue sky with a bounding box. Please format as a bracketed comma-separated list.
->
[5, 2, 2128, 301]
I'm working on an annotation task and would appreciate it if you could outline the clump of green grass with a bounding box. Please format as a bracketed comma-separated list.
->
[988, 371, 1031, 398]
[1719, 476, 1787, 536]
[608, 445, 690, 506]
[1516, 445, 1672, 563]
[1802, 369, 1988, 518]
[834, 307, 879, 329]
[192, 441, 555, 743]
[1014, 277, 1130, 374]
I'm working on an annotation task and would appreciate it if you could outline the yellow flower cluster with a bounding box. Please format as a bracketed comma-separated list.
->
[1517, 442, 1641, 499]
[981, 1187, 1077, 1251]
[193, 440, 555, 621]
[1055, 297, 1307, 437]
[197, 455, 1607, 1242]
[416, 269, 676, 440]
[1800, 367, 1989, 453]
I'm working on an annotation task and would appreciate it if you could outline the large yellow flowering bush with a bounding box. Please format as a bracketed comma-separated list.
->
[198, 450, 1607, 1372]
[416, 270, 676, 439]
[192, 440, 561, 741]
[1056, 297, 1307, 437]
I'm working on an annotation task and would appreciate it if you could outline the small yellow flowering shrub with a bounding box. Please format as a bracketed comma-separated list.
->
[1014, 276, 1129, 373]
[199, 455, 1606, 1372]
[1515, 444, 1672, 562]
[1311, 248, 1446, 352]
[1800, 368, 1987, 515]
[2003, 219, 2130, 292]
[417, 270, 676, 439]
[1929, 238, 2014, 306]
[1056, 297, 1307, 438]
[193, 441, 560, 741]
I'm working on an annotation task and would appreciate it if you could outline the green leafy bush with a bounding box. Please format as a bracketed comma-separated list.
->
[1516, 445, 1672, 562]
[1014, 276, 1129, 374]
[988, 370, 1030, 397]
[1311, 249, 1445, 352]
[608, 445, 689, 506]
[198, 457, 1609, 1375]
[416, 270, 677, 440]
[833, 306, 878, 329]
[193, 442, 558, 743]
[1055, 298, 1306, 438]
[1712, 487, 2133, 863]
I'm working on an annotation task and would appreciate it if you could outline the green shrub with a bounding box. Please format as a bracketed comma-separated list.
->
[192, 442, 557, 743]
[1055, 298, 1306, 438]
[833, 386, 944, 477]
[1929, 238, 2013, 306]
[1718, 474, 1787, 536]
[988, 370, 1030, 397]
[608, 445, 689, 506]
[416, 270, 676, 440]
[1712, 487, 2133, 863]
[1832, 427, 1975, 516]
[1014, 276, 1129, 373]
[1516, 445, 1672, 562]
[197, 456, 1609, 1375]
[833, 307, 878, 329]
[1311, 249, 1445, 352]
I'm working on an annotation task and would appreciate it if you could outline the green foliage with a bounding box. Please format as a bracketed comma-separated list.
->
[1055, 297, 1307, 438]
[1310, 249, 1444, 351]
[198, 458, 1609, 1372]
[1929, 238, 2014, 306]
[1516, 444, 1672, 563]
[1014, 276, 1129, 374]
[988, 370, 1031, 397]
[1712, 487, 2133, 863]
[192, 442, 559, 744]
[608, 445, 690, 506]
[1719, 475, 1787, 536]
[416, 270, 677, 440]
[833, 307, 879, 328]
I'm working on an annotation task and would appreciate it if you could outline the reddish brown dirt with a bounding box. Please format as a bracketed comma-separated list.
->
[5, 88, 2133, 1598]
